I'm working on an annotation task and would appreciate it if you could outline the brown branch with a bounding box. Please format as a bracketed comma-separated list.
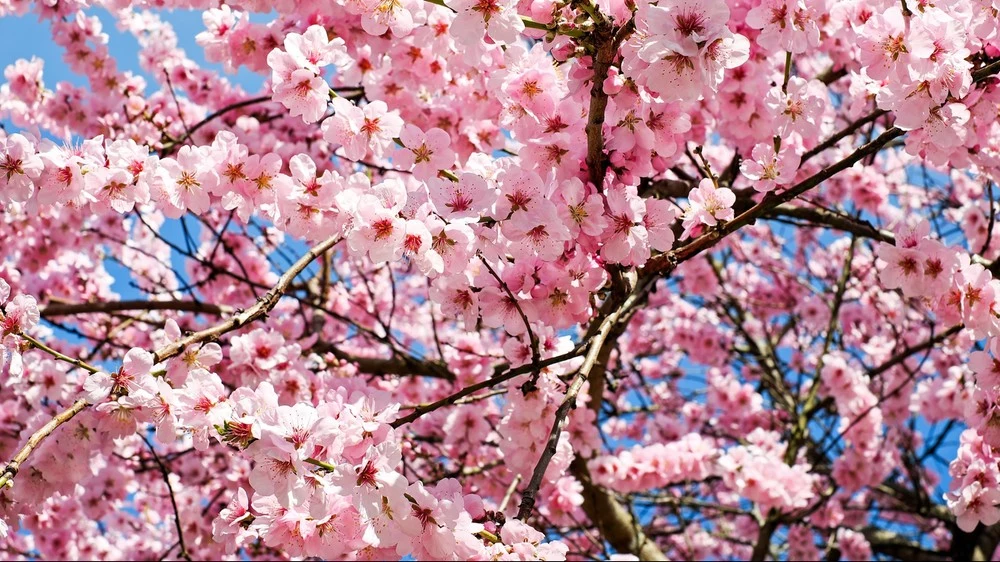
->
[764, 205, 894, 243]
[867, 323, 963, 382]
[0, 398, 88, 490]
[161, 95, 271, 153]
[560, 276, 667, 560]
[140, 433, 192, 561]
[479, 255, 540, 387]
[41, 300, 228, 318]
[152, 235, 341, 364]
[863, 528, 949, 561]
[312, 342, 455, 381]
[516, 304, 628, 520]
[816, 66, 847, 85]
[799, 109, 888, 166]
[750, 517, 778, 561]
[584, 24, 617, 189]
[642, 126, 906, 276]
[391, 345, 594, 428]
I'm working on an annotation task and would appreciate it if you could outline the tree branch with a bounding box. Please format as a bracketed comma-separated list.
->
[643, 126, 906, 276]
[152, 235, 341, 364]
[0, 398, 89, 490]
[41, 300, 228, 317]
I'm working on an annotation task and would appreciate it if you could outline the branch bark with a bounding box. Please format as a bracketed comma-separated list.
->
[312, 342, 456, 381]
[571, 458, 668, 560]
[41, 299, 228, 317]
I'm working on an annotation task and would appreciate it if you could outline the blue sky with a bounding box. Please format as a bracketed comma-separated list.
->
[0, 7, 263, 96]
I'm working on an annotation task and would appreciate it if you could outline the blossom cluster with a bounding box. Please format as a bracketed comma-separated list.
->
[0, 0, 999, 558]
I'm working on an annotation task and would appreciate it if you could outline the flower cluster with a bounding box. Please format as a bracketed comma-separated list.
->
[0, 0, 999, 558]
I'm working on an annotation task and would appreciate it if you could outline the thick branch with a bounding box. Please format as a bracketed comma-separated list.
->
[584, 26, 616, 188]
[312, 342, 455, 381]
[41, 300, 227, 317]
[863, 528, 950, 561]
[750, 516, 778, 561]
[571, 458, 668, 561]
[564, 276, 667, 560]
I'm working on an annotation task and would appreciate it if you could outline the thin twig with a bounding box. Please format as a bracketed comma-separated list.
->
[140, 433, 192, 561]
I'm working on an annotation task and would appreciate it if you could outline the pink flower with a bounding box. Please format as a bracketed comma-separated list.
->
[479, 283, 529, 336]
[83, 347, 157, 403]
[231, 328, 291, 372]
[85, 167, 148, 214]
[272, 69, 330, 124]
[323, 98, 403, 162]
[95, 394, 153, 438]
[4, 57, 44, 104]
[970, 350, 1000, 389]
[221, 152, 287, 222]
[360, 0, 420, 37]
[632, 0, 748, 102]
[266, 26, 347, 124]
[643, 198, 678, 252]
[0, 280, 38, 378]
[740, 142, 800, 193]
[396, 480, 485, 560]
[602, 185, 650, 266]
[645, 0, 732, 54]
[500, 519, 569, 559]
[396, 125, 456, 181]
[947, 481, 1000, 532]
[213, 487, 253, 552]
[347, 196, 406, 264]
[745, 0, 820, 54]
[161, 145, 219, 214]
[556, 178, 609, 237]
[682, 178, 735, 237]
[176, 368, 231, 450]
[282, 25, 348, 74]
[428, 172, 496, 221]
[639, 42, 703, 102]
[856, 7, 909, 81]
[430, 274, 480, 329]
[160, 319, 222, 384]
[448, 0, 524, 46]
[303, 494, 369, 558]
[494, 166, 545, 219]
[764, 77, 827, 139]
[1, 293, 38, 336]
[428, 220, 476, 272]
[503, 201, 571, 262]
[0, 133, 43, 203]
[330, 442, 406, 519]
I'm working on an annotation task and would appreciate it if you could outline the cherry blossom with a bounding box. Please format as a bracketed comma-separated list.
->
[682, 178, 735, 237]
[0, 0, 998, 559]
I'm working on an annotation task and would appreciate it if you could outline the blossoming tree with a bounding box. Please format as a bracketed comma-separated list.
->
[0, 0, 999, 559]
